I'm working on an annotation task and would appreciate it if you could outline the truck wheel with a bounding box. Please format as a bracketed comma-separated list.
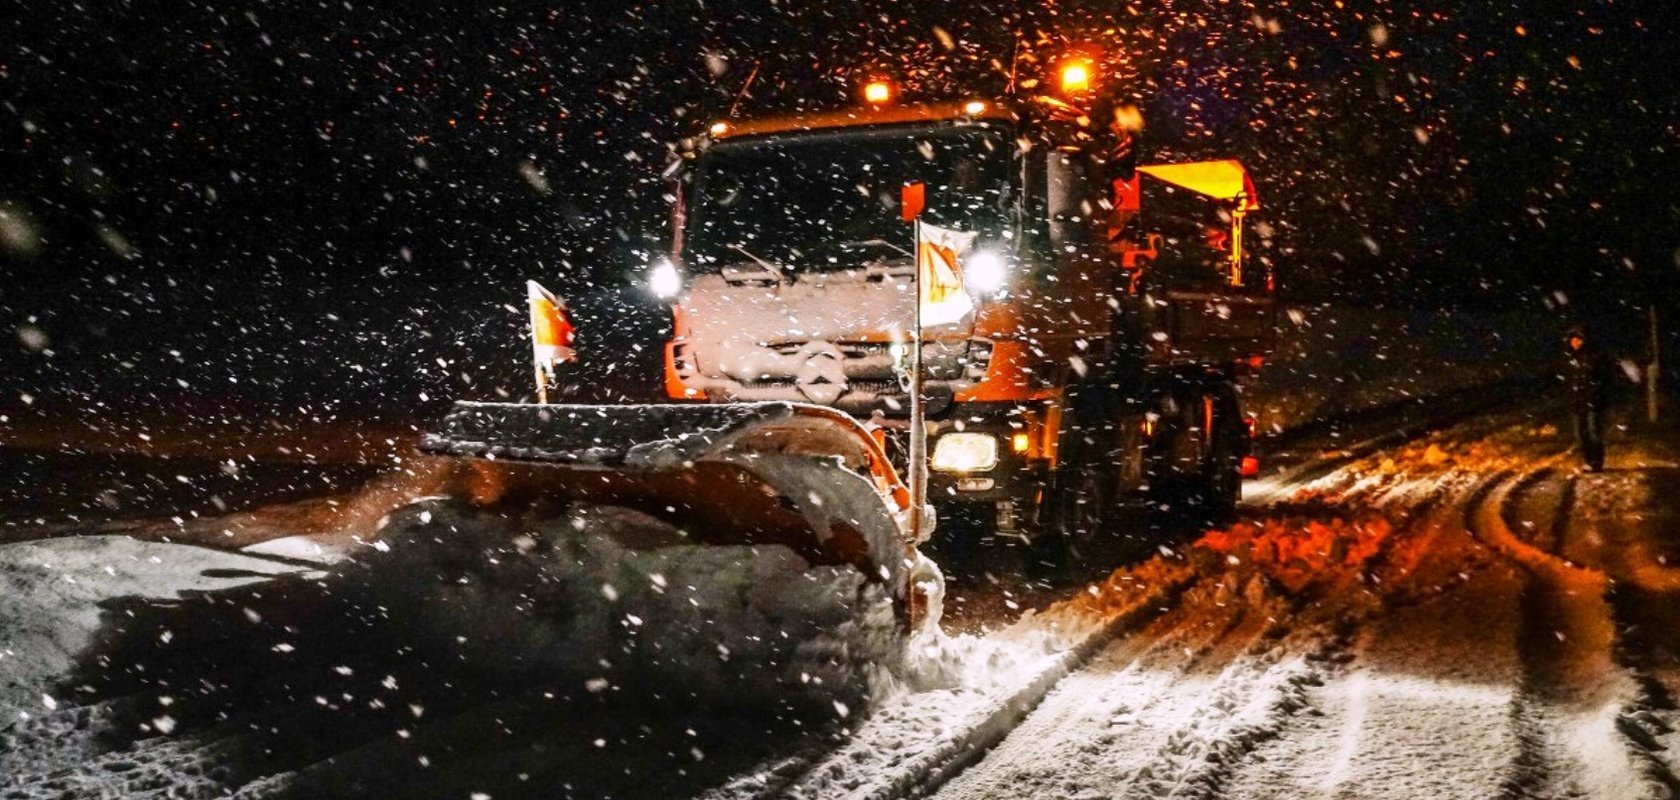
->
[1026, 453, 1115, 578]
[1200, 430, 1242, 523]
[1199, 390, 1246, 524]
[1145, 391, 1203, 520]
[1027, 528, 1071, 578]
[1059, 461, 1114, 541]
[1147, 388, 1242, 527]
[1030, 458, 1114, 576]
[926, 503, 988, 578]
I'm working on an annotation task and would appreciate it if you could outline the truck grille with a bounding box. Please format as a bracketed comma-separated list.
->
[760, 338, 993, 383]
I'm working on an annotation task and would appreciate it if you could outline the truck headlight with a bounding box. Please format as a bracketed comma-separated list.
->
[964, 249, 1008, 296]
[931, 433, 998, 473]
[647, 257, 683, 300]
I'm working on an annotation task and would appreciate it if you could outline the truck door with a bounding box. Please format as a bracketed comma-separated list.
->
[1032, 149, 1119, 347]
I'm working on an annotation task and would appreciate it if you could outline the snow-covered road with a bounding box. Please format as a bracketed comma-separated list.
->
[708, 409, 1680, 800]
[5, 406, 1680, 799]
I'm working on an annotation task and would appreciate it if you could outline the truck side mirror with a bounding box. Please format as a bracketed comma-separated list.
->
[1046, 151, 1096, 251]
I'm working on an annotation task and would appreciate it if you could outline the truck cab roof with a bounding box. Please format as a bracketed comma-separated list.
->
[706, 99, 1018, 143]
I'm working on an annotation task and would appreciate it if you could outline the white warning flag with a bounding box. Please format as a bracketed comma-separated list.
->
[915, 221, 976, 327]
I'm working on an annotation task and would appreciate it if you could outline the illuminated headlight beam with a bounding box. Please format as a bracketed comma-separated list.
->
[965, 249, 1008, 296]
[647, 258, 683, 300]
[932, 432, 999, 473]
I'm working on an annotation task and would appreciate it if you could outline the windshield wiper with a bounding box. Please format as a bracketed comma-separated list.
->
[842, 238, 913, 257]
[725, 243, 791, 284]
[807, 238, 913, 261]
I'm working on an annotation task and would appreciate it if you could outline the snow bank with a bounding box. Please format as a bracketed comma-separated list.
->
[0, 500, 915, 800]
[0, 495, 912, 735]
[0, 536, 306, 722]
[348, 499, 904, 708]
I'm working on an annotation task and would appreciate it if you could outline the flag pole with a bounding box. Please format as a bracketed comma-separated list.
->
[909, 217, 927, 545]
[534, 363, 549, 405]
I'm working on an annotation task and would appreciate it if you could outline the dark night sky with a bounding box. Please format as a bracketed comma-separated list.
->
[2, 0, 1676, 420]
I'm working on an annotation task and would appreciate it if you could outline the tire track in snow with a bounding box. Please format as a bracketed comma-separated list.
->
[926, 430, 1483, 800]
[924, 572, 1308, 800]
[910, 413, 1527, 800]
[1218, 471, 1528, 800]
[1547, 451, 1680, 795]
[1120, 652, 1323, 800]
[1482, 467, 1676, 800]
[714, 407, 1558, 800]
[1098, 617, 1331, 800]
[1212, 410, 1583, 798]
[703, 564, 1199, 800]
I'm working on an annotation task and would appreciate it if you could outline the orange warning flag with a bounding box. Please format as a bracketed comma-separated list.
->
[527, 279, 576, 376]
[901, 181, 926, 222]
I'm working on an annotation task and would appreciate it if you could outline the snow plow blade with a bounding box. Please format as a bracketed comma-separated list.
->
[419, 401, 923, 594]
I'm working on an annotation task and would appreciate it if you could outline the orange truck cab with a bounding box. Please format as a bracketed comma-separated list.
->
[645, 79, 1274, 550]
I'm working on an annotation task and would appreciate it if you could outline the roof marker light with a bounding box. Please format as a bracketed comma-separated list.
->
[863, 80, 895, 105]
[963, 100, 987, 116]
[1059, 59, 1093, 95]
[708, 121, 729, 136]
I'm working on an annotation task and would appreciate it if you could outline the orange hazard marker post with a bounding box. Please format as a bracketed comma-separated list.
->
[902, 181, 930, 548]
[527, 279, 576, 405]
[899, 181, 977, 549]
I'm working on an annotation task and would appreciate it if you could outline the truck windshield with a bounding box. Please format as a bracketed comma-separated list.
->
[683, 124, 1012, 273]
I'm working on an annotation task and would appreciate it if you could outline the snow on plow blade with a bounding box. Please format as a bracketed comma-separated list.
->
[420, 401, 919, 592]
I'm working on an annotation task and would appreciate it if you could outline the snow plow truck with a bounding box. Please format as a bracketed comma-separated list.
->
[421, 55, 1273, 631]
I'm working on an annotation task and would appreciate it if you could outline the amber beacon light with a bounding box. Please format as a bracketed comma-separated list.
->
[862, 79, 895, 105]
[1058, 58, 1093, 96]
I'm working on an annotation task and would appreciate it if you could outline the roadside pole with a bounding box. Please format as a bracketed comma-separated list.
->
[1649, 305, 1660, 423]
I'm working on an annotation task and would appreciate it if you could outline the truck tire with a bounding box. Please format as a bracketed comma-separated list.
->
[1029, 461, 1113, 578]
[1031, 394, 1120, 576]
[1199, 417, 1242, 523]
[926, 502, 989, 577]
[1203, 386, 1247, 522]
[1058, 459, 1115, 540]
[1146, 385, 1241, 527]
[1028, 525, 1072, 577]
[1144, 388, 1202, 520]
